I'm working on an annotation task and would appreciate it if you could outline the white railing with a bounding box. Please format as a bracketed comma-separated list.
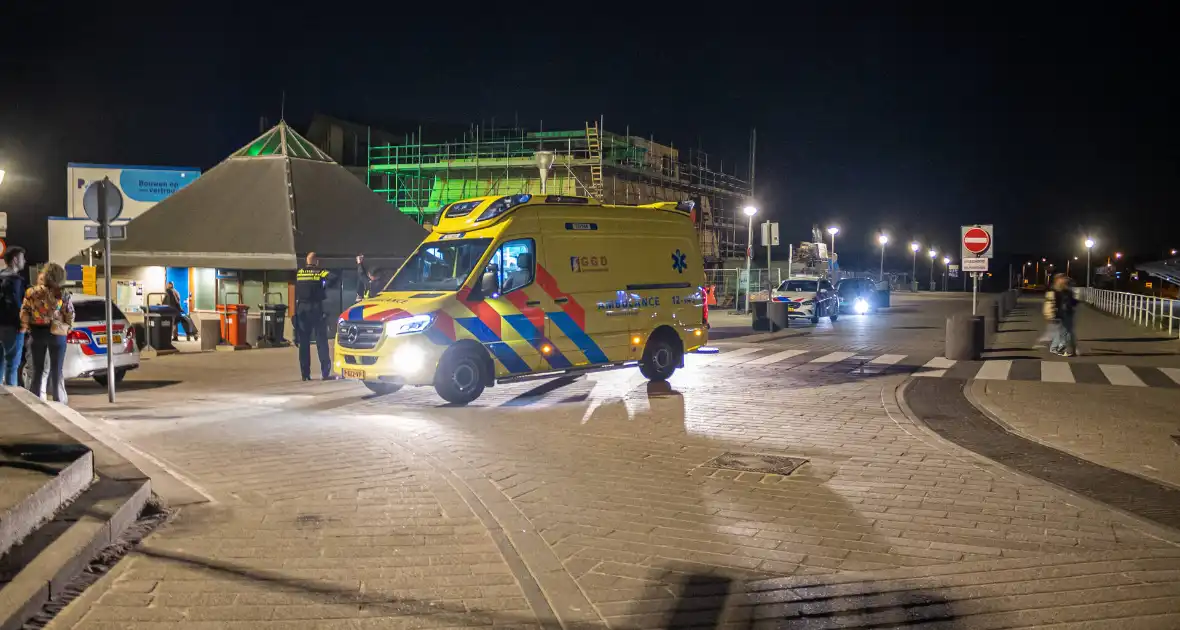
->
[1077, 287, 1179, 338]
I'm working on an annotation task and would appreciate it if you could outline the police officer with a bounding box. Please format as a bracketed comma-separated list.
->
[295, 252, 338, 381]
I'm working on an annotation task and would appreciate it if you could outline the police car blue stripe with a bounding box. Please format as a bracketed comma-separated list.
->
[501, 314, 573, 370]
[455, 317, 531, 374]
[547, 312, 609, 364]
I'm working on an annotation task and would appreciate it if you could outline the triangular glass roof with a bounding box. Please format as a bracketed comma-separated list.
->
[230, 121, 334, 162]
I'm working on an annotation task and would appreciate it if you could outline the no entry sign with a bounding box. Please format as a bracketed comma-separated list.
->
[961, 224, 993, 259]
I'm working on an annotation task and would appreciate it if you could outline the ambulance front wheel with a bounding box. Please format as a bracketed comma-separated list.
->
[639, 333, 681, 382]
[435, 346, 487, 405]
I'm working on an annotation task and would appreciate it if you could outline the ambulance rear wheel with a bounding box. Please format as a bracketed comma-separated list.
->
[639, 335, 680, 382]
[363, 381, 402, 396]
[435, 348, 486, 405]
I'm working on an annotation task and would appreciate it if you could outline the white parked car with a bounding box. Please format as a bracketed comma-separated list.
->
[771, 277, 839, 324]
[21, 294, 140, 394]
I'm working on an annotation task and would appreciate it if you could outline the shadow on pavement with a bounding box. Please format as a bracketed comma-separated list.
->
[68, 379, 182, 392]
[130, 545, 568, 628]
[1084, 336, 1178, 343]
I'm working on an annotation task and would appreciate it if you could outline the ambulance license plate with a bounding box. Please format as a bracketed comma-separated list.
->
[786, 304, 797, 310]
[341, 368, 365, 379]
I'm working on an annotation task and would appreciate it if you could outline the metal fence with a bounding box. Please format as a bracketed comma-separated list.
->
[1077, 287, 1180, 338]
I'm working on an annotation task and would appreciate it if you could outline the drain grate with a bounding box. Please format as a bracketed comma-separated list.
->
[702, 452, 808, 476]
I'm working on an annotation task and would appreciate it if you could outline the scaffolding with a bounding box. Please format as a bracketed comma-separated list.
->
[366, 121, 751, 263]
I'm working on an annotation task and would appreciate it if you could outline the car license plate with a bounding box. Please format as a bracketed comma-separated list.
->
[341, 368, 365, 379]
[96, 335, 122, 345]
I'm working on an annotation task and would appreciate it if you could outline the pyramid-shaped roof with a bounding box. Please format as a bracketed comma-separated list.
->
[230, 122, 334, 161]
[73, 121, 426, 270]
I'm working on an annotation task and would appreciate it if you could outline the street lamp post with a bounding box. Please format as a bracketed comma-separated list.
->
[827, 226, 839, 257]
[743, 205, 758, 313]
[910, 242, 920, 292]
[942, 257, 951, 292]
[878, 234, 889, 282]
[928, 249, 937, 291]
[1084, 238, 1094, 288]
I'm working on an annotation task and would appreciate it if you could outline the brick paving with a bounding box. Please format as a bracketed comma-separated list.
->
[41, 293, 1180, 628]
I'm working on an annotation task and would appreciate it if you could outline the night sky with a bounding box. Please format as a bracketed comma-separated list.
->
[1, 4, 1176, 270]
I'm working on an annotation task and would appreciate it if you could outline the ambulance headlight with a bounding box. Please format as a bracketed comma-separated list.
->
[392, 343, 426, 373]
[854, 298, 869, 314]
[385, 314, 434, 336]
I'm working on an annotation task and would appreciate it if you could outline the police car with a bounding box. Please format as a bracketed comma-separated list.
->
[770, 276, 839, 324]
[21, 294, 140, 392]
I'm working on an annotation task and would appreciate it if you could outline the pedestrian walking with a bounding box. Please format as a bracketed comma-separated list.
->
[1047, 273, 1080, 358]
[1048, 273, 1078, 356]
[163, 281, 198, 342]
[0, 246, 29, 386]
[295, 252, 338, 381]
[20, 263, 74, 402]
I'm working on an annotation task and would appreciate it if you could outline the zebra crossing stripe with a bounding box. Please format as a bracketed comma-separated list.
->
[812, 351, 856, 363]
[914, 357, 956, 377]
[746, 349, 808, 366]
[1160, 367, 1180, 386]
[868, 354, 906, 365]
[1040, 361, 1075, 383]
[975, 360, 1012, 380]
[710, 347, 764, 363]
[1099, 364, 1147, 387]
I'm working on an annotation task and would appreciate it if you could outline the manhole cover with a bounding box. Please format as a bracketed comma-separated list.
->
[702, 452, 808, 475]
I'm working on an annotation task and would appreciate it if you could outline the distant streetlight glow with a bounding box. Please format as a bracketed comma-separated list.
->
[1115, 252, 1123, 259]
[1084, 238, 1095, 249]
[943, 257, 951, 264]
[877, 234, 889, 280]
[928, 249, 937, 258]
[909, 243, 920, 291]
[742, 205, 758, 314]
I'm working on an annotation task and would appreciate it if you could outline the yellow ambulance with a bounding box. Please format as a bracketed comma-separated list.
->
[334, 193, 709, 404]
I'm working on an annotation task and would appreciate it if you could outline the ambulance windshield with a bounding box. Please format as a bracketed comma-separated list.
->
[385, 238, 493, 292]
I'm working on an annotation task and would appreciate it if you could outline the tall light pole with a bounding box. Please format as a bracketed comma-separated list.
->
[942, 256, 951, 292]
[928, 249, 937, 291]
[910, 242, 920, 291]
[878, 233, 889, 282]
[827, 226, 839, 257]
[1084, 238, 1094, 288]
[743, 205, 758, 313]
[0, 169, 6, 188]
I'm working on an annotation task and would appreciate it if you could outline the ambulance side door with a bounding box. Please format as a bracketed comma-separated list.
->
[477, 238, 546, 376]
[540, 226, 631, 365]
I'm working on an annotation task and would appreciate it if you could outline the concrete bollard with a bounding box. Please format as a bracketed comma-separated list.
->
[766, 302, 790, 331]
[984, 299, 1000, 333]
[198, 317, 221, 352]
[946, 314, 985, 360]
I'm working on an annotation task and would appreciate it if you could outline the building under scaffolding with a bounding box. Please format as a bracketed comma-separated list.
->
[366, 121, 751, 264]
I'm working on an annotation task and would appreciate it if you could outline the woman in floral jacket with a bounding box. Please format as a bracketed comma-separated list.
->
[20, 263, 74, 401]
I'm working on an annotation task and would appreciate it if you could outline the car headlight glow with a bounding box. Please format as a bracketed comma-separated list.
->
[392, 343, 426, 374]
[385, 314, 434, 336]
[854, 298, 869, 314]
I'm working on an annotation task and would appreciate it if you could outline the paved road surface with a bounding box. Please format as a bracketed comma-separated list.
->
[42, 293, 1180, 629]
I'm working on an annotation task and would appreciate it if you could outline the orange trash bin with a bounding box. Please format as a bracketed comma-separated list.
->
[216, 304, 250, 349]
